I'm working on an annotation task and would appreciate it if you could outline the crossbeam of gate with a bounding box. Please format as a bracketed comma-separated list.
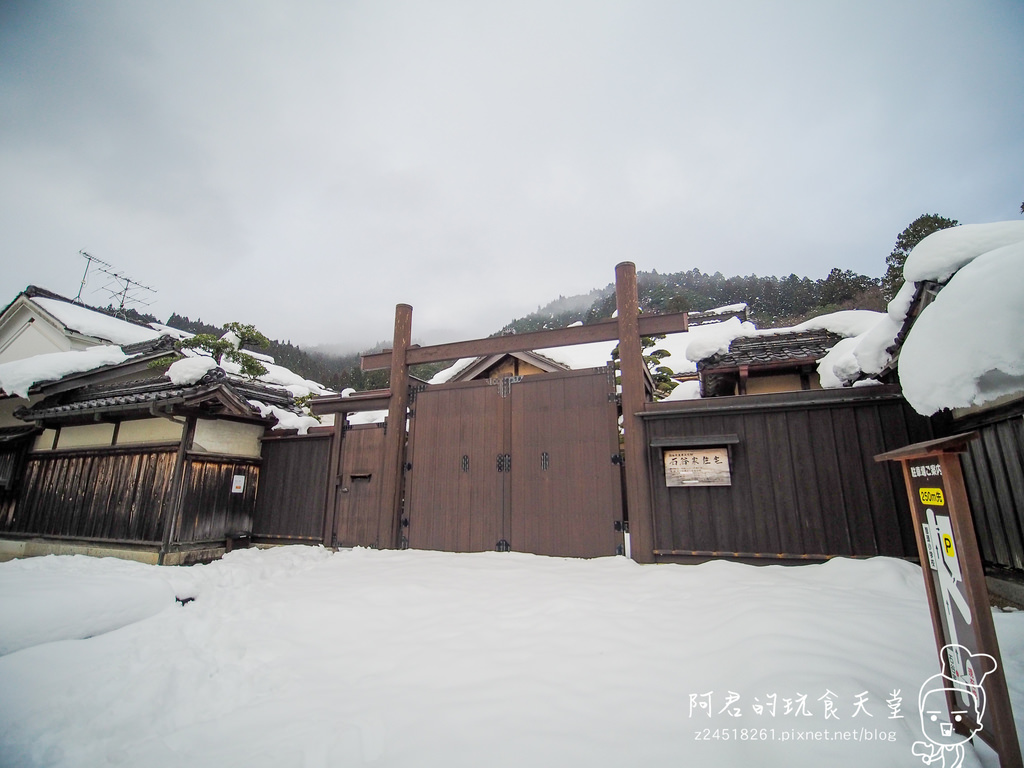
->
[313, 262, 687, 563]
[360, 310, 690, 370]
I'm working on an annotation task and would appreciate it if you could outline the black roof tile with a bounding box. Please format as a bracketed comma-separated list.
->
[700, 329, 844, 371]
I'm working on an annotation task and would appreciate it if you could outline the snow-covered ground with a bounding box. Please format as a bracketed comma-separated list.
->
[1, 546, 1021, 768]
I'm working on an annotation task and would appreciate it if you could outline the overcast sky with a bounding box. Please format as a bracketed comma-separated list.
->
[2, 1, 1022, 351]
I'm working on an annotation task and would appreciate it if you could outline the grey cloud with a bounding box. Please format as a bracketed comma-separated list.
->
[2, 0, 1022, 349]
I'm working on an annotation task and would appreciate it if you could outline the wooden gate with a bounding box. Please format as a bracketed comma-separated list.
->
[331, 423, 387, 548]
[403, 367, 624, 558]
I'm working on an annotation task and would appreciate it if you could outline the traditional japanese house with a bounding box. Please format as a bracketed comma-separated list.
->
[0, 286, 325, 564]
[696, 329, 844, 397]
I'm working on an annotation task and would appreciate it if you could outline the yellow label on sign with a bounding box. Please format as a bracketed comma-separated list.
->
[942, 534, 956, 558]
[920, 487, 945, 506]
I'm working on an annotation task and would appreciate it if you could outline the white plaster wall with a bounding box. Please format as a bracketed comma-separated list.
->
[192, 419, 263, 457]
[34, 429, 57, 451]
[117, 418, 184, 445]
[0, 320, 67, 364]
[746, 373, 807, 395]
[56, 423, 115, 449]
[0, 302, 75, 364]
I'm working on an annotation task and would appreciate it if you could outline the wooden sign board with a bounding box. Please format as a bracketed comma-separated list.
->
[876, 433, 1022, 768]
[664, 447, 731, 487]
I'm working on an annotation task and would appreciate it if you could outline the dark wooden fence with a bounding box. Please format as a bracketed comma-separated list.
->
[0, 428, 36, 532]
[642, 386, 935, 562]
[3, 446, 177, 543]
[175, 453, 260, 544]
[949, 402, 1024, 573]
[252, 429, 333, 544]
[251, 423, 389, 548]
[1, 445, 260, 551]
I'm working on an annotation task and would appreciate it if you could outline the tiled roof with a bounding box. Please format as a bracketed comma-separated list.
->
[17, 367, 296, 422]
[119, 335, 178, 356]
[700, 330, 843, 371]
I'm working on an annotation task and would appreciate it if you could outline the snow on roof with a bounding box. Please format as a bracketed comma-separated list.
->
[429, 302, 756, 386]
[248, 400, 321, 435]
[816, 220, 1024, 408]
[428, 341, 621, 385]
[430, 311, 808, 386]
[31, 297, 162, 346]
[790, 309, 885, 338]
[0, 345, 129, 398]
[902, 220, 1024, 284]
[684, 317, 758, 363]
[899, 238, 1024, 415]
[688, 301, 748, 317]
[147, 322, 193, 341]
[543, 339, 618, 370]
[5, 290, 335, 436]
[167, 356, 219, 386]
[429, 357, 477, 384]
[240, 359, 330, 399]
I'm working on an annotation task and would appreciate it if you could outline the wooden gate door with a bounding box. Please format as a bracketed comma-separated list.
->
[404, 379, 506, 552]
[332, 424, 387, 548]
[509, 367, 624, 558]
[404, 366, 623, 557]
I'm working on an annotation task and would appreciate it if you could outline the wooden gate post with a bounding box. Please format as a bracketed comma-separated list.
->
[615, 262, 655, 563]
[322, 416, 345, 547]
[378, 304, 413, 549]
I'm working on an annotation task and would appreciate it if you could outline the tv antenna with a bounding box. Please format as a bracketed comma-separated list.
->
[74, 250, 113, 304]
[75, 250, 157, 319]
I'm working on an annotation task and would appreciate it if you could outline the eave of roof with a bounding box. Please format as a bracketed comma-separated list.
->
[16, 368, 296, 425]
[29, 337, 180, 396]
[449, 350, 571, 382]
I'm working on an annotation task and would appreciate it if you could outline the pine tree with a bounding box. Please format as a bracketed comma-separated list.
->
[882, 214, 958, 301]
[177, 322, 271, 379]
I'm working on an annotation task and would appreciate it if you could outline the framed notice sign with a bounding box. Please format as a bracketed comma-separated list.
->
[663, 447, 731, 486]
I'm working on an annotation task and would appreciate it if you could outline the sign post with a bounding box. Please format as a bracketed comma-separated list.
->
[876, 433, 1022, 768]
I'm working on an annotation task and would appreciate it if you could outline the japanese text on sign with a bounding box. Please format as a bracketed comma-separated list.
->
[664, 447, 731, 487]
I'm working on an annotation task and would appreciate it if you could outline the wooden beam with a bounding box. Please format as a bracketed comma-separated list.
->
[615, 262, 655, 564]
[321, 417, 345, 547]
[637, 312, 689, 336]
[311, 389, 392, 415]
[378, 304, 412, 549]
[361, 319, 618, 371]
[159, 415, 196, 565]
[360, 312, 691, 371]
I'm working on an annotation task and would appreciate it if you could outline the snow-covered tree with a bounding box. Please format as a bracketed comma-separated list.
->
[177, 322, 271, 379]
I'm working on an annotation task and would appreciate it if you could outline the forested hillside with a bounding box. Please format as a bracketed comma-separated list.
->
[96, 264, 885, 392]
[497, 267, 883, 335]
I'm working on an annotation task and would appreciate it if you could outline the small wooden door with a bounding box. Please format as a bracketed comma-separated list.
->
[333, 424, 386, 548]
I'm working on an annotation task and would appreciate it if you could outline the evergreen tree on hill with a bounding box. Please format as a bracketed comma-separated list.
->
[881, 214, 958, 302]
